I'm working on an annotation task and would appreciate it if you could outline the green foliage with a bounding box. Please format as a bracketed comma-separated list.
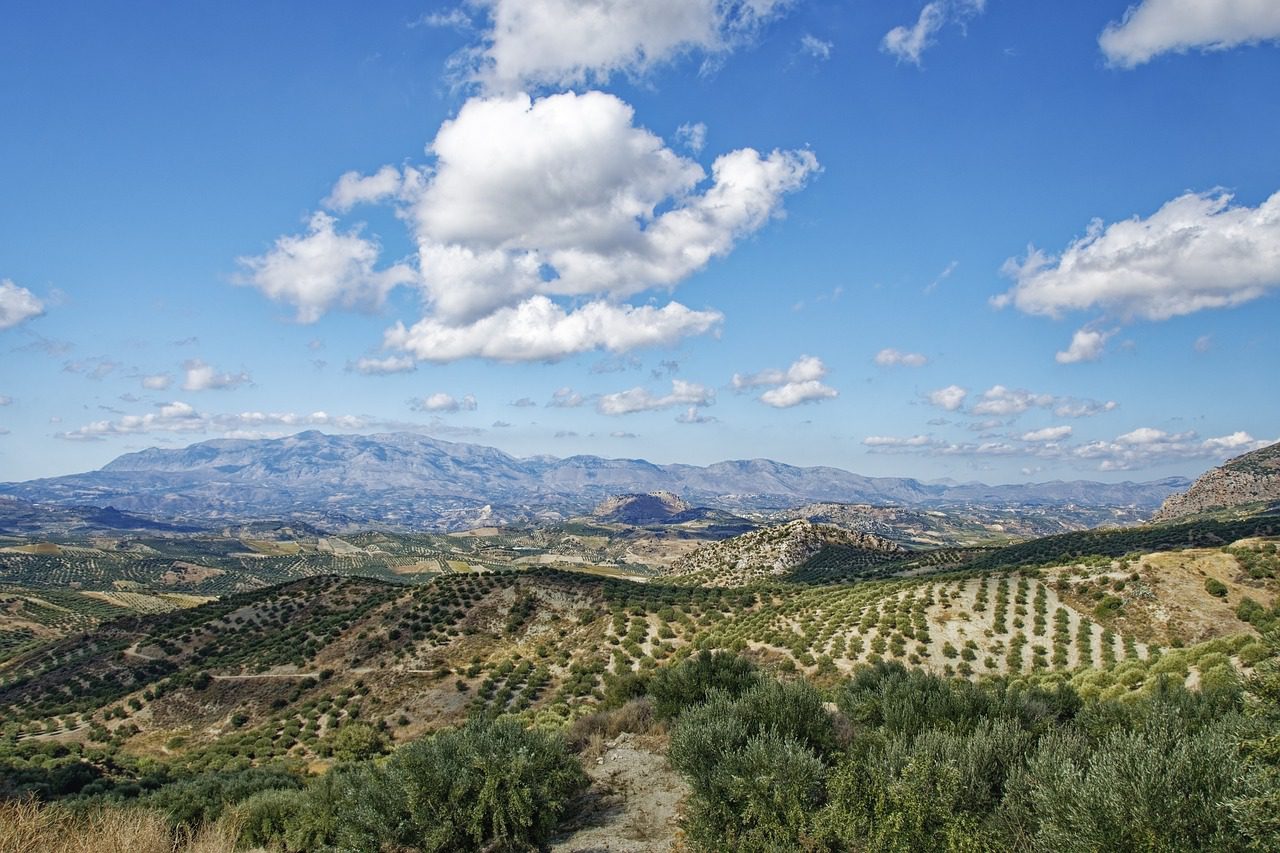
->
[1206, 578, 1229, 598]
[327, 716, 587, 852]
[327, 721, 388, 762]
[648, 649, 759, 719]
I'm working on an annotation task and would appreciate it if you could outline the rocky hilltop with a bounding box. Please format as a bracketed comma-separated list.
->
[1153, 441, 1280, 523]
[666, 519, 907, 585]
[590, 491, 693, 524]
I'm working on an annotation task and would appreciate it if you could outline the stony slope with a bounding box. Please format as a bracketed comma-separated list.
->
[590, 492, 692, 525]
[665, 519, 907, 586]
[1153, 441, 1280, 523]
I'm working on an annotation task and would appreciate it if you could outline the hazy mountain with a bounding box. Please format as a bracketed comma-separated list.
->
[0, 431, 1190, 530]
[1153, 441, 1280, 523]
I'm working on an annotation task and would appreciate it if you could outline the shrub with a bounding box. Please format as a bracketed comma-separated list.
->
[648, 650, 759, 719]
[327, 722, 388, 762]
[1205, 578, 1229, 598]
[332, 716, 587, 852]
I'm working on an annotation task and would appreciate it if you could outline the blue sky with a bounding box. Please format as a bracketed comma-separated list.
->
[2, 0, 1278, 483]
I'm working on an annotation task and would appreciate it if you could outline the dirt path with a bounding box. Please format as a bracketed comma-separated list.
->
[551, 733, 686, 853]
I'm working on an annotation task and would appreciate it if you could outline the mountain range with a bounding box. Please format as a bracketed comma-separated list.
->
[0, 430, 1190, 531]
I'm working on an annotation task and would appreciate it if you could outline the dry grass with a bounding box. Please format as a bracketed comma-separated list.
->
[566, 698, 660, 757]
[0, 800, 240, 853]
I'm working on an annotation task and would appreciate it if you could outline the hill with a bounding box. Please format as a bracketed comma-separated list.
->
[0, 431, 1188, 531]
[666, 519, 909, 586]
[1153, 441, 1280, 523]
[590, 491, 692, 524]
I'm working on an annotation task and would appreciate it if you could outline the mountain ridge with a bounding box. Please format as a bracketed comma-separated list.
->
[0, 430, 1190, 531]
[1153, 441, 1280, 523]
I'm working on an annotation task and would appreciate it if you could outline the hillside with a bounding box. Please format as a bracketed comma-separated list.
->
[666, 519, 909, 586]
[1153, 441, 1280, 522]
[0, 431, 1189, 531]
[590, 491, 692, 524]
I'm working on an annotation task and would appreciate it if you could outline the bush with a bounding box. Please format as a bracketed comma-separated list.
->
[327, 722, 388, 762]
[648, 650, 759, 719]
[1205, 578, 1229, 598]
[332, 716, 588, 852]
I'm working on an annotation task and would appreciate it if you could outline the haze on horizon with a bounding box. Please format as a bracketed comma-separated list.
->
[2, 0, 1279, 484]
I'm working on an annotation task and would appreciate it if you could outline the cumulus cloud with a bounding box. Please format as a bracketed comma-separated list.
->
[324, 165, 416, 212]
[970, 385, 1055, 417]
[927, 384, 968, 411]
[997, 190, 1280, 330]
[237, 212, 416, 324]
[874, 348, 929, 367]
[1100, 0, 1280, 67]
[882, 0, 986, 65]
[348, 354, 417, 375]
[0, 280, 45, 330]
[409, 92, 815, 323]
[733, 355, 837, 408]
[181, 359, 251, 392]
[141, 373, 173, 390]
[511, 397, 538, 408]
[464, 0, 791, 92]
[384, 296, 722, 363]
[597, 379, 713, 415]
[864, 423, 1272, 472]
[412, 392, 478, 413]
[929, 384, 1118, 419]
[0, 395, 11, 406]
[1055, 327, 1113, 364]
[282, 90, 812, 364]
[1022, 425, 1073, 442]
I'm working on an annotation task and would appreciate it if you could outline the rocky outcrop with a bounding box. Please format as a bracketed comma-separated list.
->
[1153, 442, 1280, 523]
[665, 519, 906, 584]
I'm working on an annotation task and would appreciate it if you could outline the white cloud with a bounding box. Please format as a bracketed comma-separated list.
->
[1100, 0, 1280, 67]
[927, 384, 968, 411]
[800, 34, 832, 60]
[413, 8, 472, 30]
[1054, 399, 1119, 419]
[970, 385, 1055, 417]
[465, 0, 791, 92]
[0, 395, 11, 406]
[58, 403, 365, 441]
[1055, 327, 1113, 364]
[384, 296, 722, 363]
[141, 373, 173, 390]
[675, 121, 707, 153]
[997, 190, 1280, 327]
[413, 392, 478, 413]
[349, 354, 417, 375]
[1194, 334, 1213, 353]
[237, 212, 416, 324]
[610, 430, 638, 438]
[1022, 425, 1073, 442]
[511, 397, 538, 408]
[733, 355, 838, 408]
[598, 379, 713, 415]
[882, 0, 986, 65]
[675, 406, 717, 424]
[0, 279, 45, 330]
[761, 380, 838, 408]
[324, 165, 415, 212]
[874, 348, 929, 367]
[548, 387, 583, 408]
[411, 91, 815, 324]
[863, 434, 939, 448]
[181, 359, 251, 392]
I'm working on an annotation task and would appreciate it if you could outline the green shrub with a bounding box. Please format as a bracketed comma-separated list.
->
[332, 716, 587, 852]
[1205, 578, 1229, 598]
[648, 650, 759, 719]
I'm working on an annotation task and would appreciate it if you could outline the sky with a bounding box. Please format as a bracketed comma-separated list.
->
[2, 0, 1279, 484]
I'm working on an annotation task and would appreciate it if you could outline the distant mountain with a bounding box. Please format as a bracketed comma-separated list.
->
[0, 431, 1190, 531]
[0, 496, 203, 537]
[590, 491, 692, 525]
[1152, 441, 1280, 523]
